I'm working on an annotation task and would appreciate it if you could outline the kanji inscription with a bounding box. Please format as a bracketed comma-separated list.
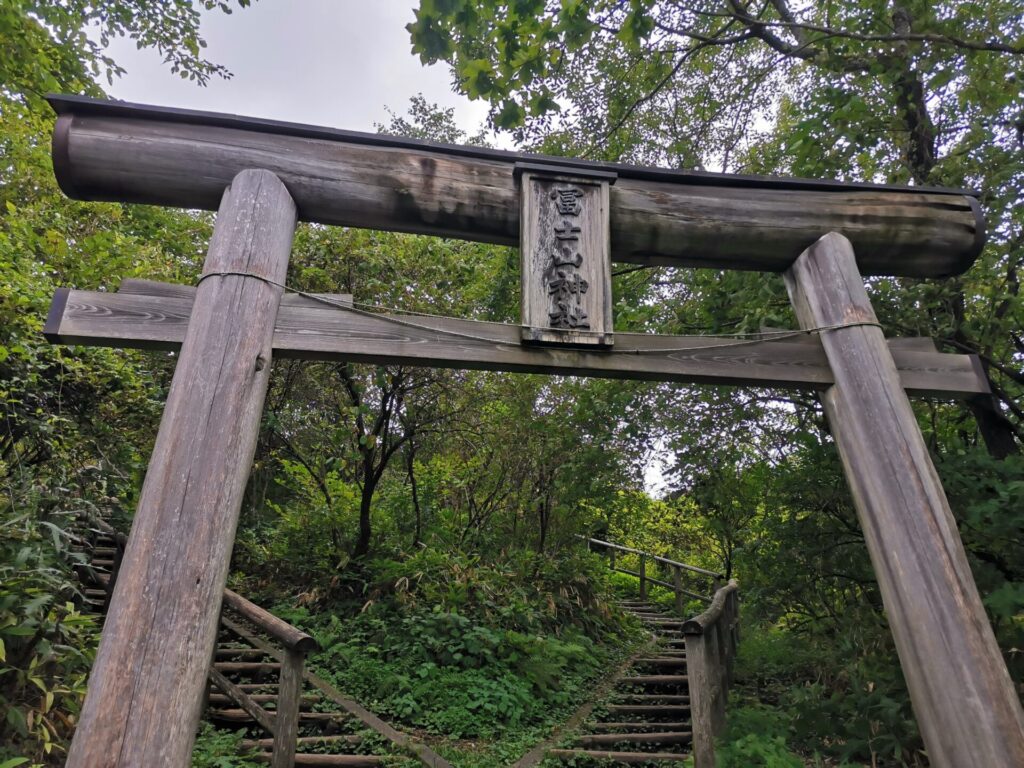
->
[516, 164, 614, 347]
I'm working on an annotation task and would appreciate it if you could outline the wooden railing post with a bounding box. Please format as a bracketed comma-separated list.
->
[786, 233, 1024, 767]
[66, 169, 297, 768]
[685, 629, 715, 768]
[272, 649, 305, 768]
[683, 581, 738, 768]
[638, 554, 648, 601]
[609, 547, 616, 572]
[672, 565, 684, 615]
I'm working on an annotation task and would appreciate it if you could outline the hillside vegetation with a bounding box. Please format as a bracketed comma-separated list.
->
[2, 2, 1023, 766]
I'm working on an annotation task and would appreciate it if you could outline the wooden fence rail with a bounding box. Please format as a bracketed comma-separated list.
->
[214, 590, 319, 768]
[80, 511, 319, 768]
[579, 535, 723, 606]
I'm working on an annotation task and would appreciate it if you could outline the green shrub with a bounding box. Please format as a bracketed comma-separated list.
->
[190, 723, 261, 768]
[0, 502, 98, 765]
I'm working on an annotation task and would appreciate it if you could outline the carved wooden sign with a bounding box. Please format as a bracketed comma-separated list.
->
[516, 163, 615, 347]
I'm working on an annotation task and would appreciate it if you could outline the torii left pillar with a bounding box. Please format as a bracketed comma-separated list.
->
[66, 169, 297, 767]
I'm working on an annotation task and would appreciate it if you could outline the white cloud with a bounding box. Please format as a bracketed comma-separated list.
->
[102, 0, 490, 136]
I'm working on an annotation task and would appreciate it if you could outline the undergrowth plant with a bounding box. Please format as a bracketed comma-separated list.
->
[0, 498, 98, 766]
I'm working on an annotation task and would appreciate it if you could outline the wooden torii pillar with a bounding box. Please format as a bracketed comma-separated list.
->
[44, 95, 1024, 767]
[64, 169, 297, 766]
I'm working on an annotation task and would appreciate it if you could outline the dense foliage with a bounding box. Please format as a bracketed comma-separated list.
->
[1, 1, 1022, 766]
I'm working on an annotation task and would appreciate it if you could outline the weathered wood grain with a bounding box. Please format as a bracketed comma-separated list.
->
[519, 168, 614, 345]
[683, 581, 739, 768]
[65, 169, 297, 767]
[785, 232, 1024, 768]
[207, 667, 277, 736]
[43, 284, 990, 397]
[271, 650, 304, 768]
[50, 96, 983, 277]
[222, 589, 318, 653]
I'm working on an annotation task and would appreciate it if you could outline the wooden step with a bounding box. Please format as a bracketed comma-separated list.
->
[209, 709, 348, 725]
[215, 647, 273, 659]
[576, 731, 692, 747]
[208, 693, 317, 708]
[619, 675, 688, 687]
[614, 694, 690, 704]
[234, 683, 280, 692]
[606, 704, 691, 716]
[241, 735, 363, 749]
[636, 658, 687, 668]
[296, 712, 350, 723]
[214, 662, 282, 674]
[549, 748, 690, 763]
[253, 755, 384, 766]
[590, 722, 691, 732]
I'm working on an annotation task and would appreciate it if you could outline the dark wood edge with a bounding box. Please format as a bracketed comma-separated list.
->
[965, 195, 988, 269]
[513, 162, 618, 184]
[50, 115, 85, 201]
[682, 580, 739, 635]
[967, 353, 993, 395]
[44, 94, 979, 198]
[42, 287, 70, 343]
[222, 588, 319, 653]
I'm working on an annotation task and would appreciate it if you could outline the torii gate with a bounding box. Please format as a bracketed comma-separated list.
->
[43, 95, 1024, 767]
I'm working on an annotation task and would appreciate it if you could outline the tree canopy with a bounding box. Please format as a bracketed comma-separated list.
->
[2, 2, 1023, 765]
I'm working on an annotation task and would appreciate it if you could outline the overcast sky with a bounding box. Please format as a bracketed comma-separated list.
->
[103, 0, 491, 137]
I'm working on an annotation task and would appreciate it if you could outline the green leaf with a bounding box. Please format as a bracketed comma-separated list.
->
[495, 99, 526, 128]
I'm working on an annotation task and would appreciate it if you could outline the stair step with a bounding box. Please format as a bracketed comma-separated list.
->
[590, 722, 690, 732]
[214, 662, 282, 674]
[614, 694, 690, 704]
[619, 675, 688, 687]
[215, 648, 273, 659]
[636, 658, 687, 668]
[576, 731, 692, 747]
[241, 735, 363, 749]
[209, 709, 347, 724]
[606, 704, 691, 716]
[234, 683, 280, 691]
[208, 693, 318, 708]
[549, 749, 689, 763]
[253, 755, 384, 766]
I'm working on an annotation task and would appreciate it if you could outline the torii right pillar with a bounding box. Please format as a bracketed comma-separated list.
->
[785, 232, 1024, 767]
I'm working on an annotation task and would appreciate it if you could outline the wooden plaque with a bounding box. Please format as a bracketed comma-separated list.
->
[517, 163, 615, 346]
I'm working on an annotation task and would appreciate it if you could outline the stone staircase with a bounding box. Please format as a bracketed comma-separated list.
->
[548, 600, 693, 765]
